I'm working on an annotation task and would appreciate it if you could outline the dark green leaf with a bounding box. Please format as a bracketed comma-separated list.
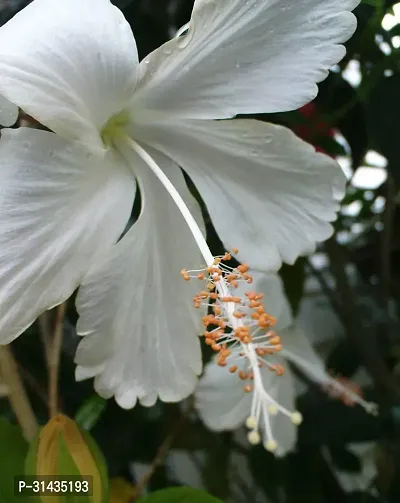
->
[0, 417, 29, 503]
[75, 395, 107, 431]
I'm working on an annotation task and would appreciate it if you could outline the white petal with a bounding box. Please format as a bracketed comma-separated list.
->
[0, 127, 134, 343]
[0, 95, 18, 126]
[75, 149, 205, 408]
[133, 119, 345, 271]
[133, 0, 359, 119]
[0, 0, 137, 150]
[195, 359, 252, 431]
[196, 356, 297, 457]
[280, 326, 329, 385]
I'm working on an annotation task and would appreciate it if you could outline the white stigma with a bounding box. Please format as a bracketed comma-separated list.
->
[248, 430, 261, 445]
[264, 439, 278, 453]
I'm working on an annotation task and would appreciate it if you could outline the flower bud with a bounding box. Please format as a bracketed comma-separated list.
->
[25, 414, 108, 503]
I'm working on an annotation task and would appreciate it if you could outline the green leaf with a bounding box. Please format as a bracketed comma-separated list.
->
[0, 417, 29, 503]
[137, 487, 223, 503]
[75, 396, 107, 431]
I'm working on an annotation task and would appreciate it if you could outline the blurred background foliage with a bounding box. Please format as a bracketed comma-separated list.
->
[2, 0, 400, 502]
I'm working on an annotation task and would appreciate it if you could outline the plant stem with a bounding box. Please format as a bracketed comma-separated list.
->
[48, 303, 66, 418]
[0, 345, 38, 440]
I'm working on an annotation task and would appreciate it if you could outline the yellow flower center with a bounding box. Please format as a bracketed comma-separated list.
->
[100, 111, 129, 148]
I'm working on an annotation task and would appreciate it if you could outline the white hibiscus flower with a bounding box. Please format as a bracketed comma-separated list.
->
[0, 0, 359, 407]
[195, 271, 376, 456]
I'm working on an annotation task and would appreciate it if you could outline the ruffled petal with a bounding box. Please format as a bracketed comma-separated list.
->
[133, 118, 345, 271]
[0, 0, 137, 150]
[0, 94, 18, 127]
[0, 127, 134, 343]
[133, 0, 359, 119]
[75, 148, 204, 408]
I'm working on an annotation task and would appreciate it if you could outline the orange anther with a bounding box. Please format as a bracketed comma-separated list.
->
[221, 296, 241, 303]
[270, 364, 285, 376]
[268, 336, 281, 346]
[238, 370, 248, 380]
[245, 291, 257, 300]
[235, 326, 250, 337]
[213, 257, 221, 265]
[233, 311, 246, 319]
[243, 384, 253, 393]
[229, 365, 238, 373]
[237, 264, 249, 274]
[231, 248, 239, 254]
[197, 272, 205, 280]
[202, 315, 216, 327]
[213, 305, 222, 315]
[209, 292, 219, 300]
[211, 343, 222, 352]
